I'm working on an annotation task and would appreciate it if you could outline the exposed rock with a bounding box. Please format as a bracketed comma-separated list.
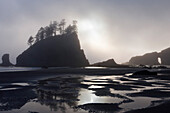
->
[92, 59, 118, 67]
[0, 54, 13, 66]
[129, 47, 170, 65]
[16, 33, 89, 67]
[129, 52, 159, 65]
[132, 70, 157, 77]
[159, 47, 170, 65]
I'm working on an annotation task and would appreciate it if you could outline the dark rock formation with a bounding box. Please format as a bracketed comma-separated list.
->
[129, 47, 170, 65]
[16, 33, 89, 67]
[92, 59, 118, 67]
[0, 54, 13, 66]
[129, 52, 159, 65]
[159, 47, 170, 65]
[132, 70, 157, 77]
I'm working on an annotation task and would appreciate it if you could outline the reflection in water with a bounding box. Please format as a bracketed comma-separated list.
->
[1, 74, 170, 113]
[11, 83, 29, 86]
[78, 89, 122, 105]
[0, 88, 36, 111]
[0, 87, 20, 91]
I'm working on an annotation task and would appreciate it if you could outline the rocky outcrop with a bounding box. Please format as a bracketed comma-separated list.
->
[92, 59, 118, 67]
[0, 54, 13, 66]
[132, 70, 157, 77]
[159, 47, 170, 65]
[16, 33, 89, 67]
[129, 52, 160, 65]
[129, 47, 170, 65]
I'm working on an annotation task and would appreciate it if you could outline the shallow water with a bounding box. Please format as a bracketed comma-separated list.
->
[1, 74, 170, 113]
[78, 89, 122, 105]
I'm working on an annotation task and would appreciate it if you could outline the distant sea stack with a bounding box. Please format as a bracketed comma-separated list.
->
[129, 52, 159, 65]
[129, 47, 170, 65]
[0, 54, 13, 66]
[16, 33, 89, 67]
[92, 59, 118, 67]
[159, 47, 170, 65]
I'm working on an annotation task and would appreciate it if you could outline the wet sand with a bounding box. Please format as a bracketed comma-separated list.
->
[0, 67, 170, 113]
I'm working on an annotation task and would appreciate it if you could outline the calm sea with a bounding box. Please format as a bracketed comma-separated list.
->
[0, 66, 41, 72]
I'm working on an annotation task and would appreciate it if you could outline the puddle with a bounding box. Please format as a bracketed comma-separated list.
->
[1, 74, 170, 113]
[11, 83, 29, 86]
[88, 85, 105, 89]
[78, 89, 122, 105]
[2, 100, 88, 113]
[0, 88, 20, 91]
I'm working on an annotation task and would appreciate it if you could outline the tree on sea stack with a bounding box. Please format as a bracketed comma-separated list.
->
[58, 19, 66, 34]
[27, 19, 78, 46]
[65, 20, 78, 34]
[27, 36, 34, 46]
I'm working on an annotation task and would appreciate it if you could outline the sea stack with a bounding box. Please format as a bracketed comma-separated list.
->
[16, 33, 89, 67]
[0, 54, 13, 66]
[128, 47, 170, 65]
[92, 59, 118, 67]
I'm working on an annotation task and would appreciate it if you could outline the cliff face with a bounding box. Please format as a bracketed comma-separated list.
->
[0, 54, 13, 66]
[129, 47, 170, 65]
[16, 33, 89, 67]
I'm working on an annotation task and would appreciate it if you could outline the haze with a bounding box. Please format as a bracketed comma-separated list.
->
[0, 0, 170, 64]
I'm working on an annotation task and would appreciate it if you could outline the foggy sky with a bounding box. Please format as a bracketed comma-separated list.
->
[1, 0, 170, 64]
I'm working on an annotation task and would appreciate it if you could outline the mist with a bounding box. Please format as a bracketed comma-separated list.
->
[1, 0, 170, 64]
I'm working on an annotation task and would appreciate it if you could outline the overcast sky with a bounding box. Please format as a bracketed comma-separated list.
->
[1, 0, 170, 64]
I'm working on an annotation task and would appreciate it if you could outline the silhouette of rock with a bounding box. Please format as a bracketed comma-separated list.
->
[92, 59, 118, 67]
[16, 33, 89, 67]
[159, 47, 170, 65]
[129, 52, 159, 65]
[129, 47, 170, 65]
[0, 54, 13, 66]
[132, 70, 157, 77]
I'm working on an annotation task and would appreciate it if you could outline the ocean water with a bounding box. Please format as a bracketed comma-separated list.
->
[0, 66, 41, 72]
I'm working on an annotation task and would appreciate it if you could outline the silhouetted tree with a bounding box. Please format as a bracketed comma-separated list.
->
[51, 21, 58, 36]
[27, 19, 78, 46]
[35, 27, 43, 43]
[72, 20, 78, 33]
[65, 25, 73, 34]
[59, 19, 66, 34]
[39, 27, 45, 40]
[65, 20, 78, 34]
[45, 26, 53, 38]
[27, 36, 34, 46]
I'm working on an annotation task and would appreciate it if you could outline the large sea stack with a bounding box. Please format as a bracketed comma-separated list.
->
[16, 33, 89, 67]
